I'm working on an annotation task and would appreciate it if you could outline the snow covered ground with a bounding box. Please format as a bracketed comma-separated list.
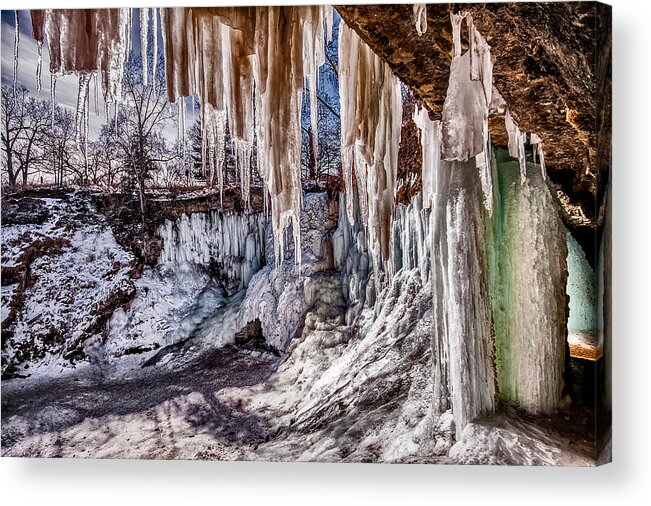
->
[1, 193, 135, 378]
[1, 191, 598, 465]
[1, 264, 594, 465]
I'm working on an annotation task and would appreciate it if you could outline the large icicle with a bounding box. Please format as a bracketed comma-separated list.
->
[413, 106, 441, 209]
[151, 8, 158, 85]
[50, 74, 57, 122]
[530, 133, 547, 180]
[75, 73, 91, 152]
[441, 12, 494, 163]
[140, 8, 150, 87]
[35, 41, 43, 93]
[505, 110, 527, 184]
[338, 22, 403, 275]
[413, 4, 428, 36]
[13, 11, 19, 95]
[430, 158, 496, 438]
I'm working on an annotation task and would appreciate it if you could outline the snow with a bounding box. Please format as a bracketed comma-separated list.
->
[1, 194, 135, 378]
[103, 264, 229, 365]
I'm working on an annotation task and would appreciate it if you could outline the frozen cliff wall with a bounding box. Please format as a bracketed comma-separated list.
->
[239, 192, 344, 352]
[158, 210, 266, 293]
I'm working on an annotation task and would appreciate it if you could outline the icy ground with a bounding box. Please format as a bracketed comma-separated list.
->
[1, 192, 596, 465]
[1, 266, 595, 465]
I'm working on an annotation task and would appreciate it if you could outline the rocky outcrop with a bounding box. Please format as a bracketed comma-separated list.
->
[336, 2, 611, 240]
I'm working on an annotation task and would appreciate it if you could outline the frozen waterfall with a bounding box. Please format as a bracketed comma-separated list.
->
[158, 210, 267, 293]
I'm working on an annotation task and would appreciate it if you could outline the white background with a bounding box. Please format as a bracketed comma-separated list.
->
[1, 0, 649, 504]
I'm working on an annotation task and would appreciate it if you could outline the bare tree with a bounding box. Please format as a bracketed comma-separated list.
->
[116, 58, 175, 221]
[1, 86, 50, 190]
[40, 106, 79, 187]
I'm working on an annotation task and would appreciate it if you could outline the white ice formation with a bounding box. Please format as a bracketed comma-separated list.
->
[338, 22, 403, 278]
[158, 210, 267, 293]
[413, 4, 428, 36]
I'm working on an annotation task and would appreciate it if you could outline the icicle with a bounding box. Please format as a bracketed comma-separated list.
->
[413, 4, 427, 36]
[141, 8, 150, 87]
[235, 139, 253, 208]
[324, 6, 334, 43]
[475, 117, 494, 215]
[50, 74, 57, 123]
[13, 10, 19, 96]
[505, 110, 528, 184]
[531, 133, 547, 180]
[451, 12, 465, 58]
[152, 8, 158, 86]
[412, 105, 441, 209]
[127, 9, 133, 55]
[93, 73, 100, 116]
[36, 40, 43, 93]
[75, 74, 91, 152]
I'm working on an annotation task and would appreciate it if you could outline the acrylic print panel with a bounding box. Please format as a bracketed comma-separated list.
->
[0, 3, 611, 465]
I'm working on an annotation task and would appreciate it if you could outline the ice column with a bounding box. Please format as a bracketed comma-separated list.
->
[430, 159, 496, 438]
[487, 153, 568, 413]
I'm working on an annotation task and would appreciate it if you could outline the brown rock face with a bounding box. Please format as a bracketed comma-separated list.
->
[336, 2, 611, 239]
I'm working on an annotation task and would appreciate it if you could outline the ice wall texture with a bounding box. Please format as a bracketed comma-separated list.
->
[158, 211, 266, 293]
[567, 231, 597, 334]
[487, 154, 568, 413]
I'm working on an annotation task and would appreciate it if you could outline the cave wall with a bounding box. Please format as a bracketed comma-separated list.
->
[336, 2, 611, 250]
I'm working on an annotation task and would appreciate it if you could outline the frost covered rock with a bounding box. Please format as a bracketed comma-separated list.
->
[239, 192, 340, 352]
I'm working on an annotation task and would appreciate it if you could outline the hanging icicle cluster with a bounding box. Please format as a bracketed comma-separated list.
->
[159, 6, 333, 264]
[30, 9, 132, 153]
[440, 11, 495, 215]
[338, 22, 403, 275]
[26, 7, 335, 266]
